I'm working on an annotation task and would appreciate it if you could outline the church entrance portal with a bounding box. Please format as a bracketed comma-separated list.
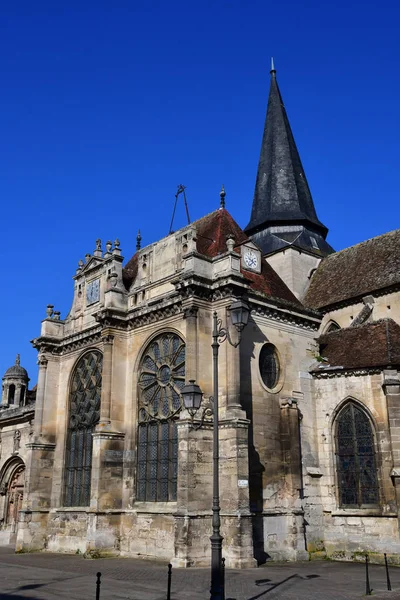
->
[0, 458, 25, 544]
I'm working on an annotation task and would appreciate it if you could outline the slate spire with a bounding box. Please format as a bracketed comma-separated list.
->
[245, 63, 334, 257]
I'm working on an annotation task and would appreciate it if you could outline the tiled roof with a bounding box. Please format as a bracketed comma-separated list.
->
[314, 319, 400, 371]
[122, 208, 302, 306]
[304, 229, 400, 310]
[184, 208, 301, 306]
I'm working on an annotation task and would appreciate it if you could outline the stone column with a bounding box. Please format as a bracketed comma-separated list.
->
[183, 306, 198, 382]
[33, 355, 48, 440]
[98, 333, 114, 429]
[383, 370, 400, 520]
[1, 384, 8, 406]
[15, 384, 22, 407]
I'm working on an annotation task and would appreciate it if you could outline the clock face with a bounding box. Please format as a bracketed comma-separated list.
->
[244, 250, 258, 270]
[86, 279, 100, 305]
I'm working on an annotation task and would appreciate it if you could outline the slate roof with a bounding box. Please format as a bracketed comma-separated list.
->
[195, 209, 302, 305]
[314, 319, 400, 371]
[123, 208, 302, 307]
[244, 68, 333, 257]
[304, 229, 400, 310]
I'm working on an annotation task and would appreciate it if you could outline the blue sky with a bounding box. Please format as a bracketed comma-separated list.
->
[1, 0, 399, 383]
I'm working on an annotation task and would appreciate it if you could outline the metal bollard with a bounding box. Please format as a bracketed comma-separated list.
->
[167, 563, 172, 600]
[221, 557, 225, 600]
[96, 572, 101, 600]
[384, 553, 392, 591]
[365, 555, 372, 596]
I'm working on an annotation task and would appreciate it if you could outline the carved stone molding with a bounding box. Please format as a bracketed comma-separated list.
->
[183, 306, 199, 319]
[37, 355, 48, 368]
[312, 367, 382, 379]
[101, 334, 115, 346]
[279, 397, 298, 409]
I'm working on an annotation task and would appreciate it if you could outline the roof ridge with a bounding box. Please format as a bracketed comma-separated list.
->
[324, 228, 400, 261]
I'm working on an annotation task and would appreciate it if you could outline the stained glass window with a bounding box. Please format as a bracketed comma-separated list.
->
[259, 344, 280, 389]
[64, 350, 102, 507]
[137, 333, 185, 502]
[335, 402, 379, 507]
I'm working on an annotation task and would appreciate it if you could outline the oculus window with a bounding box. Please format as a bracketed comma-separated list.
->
[259, 344, 280, 390]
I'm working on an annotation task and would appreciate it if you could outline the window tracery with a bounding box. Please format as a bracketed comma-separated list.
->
[64, 350, 103, 507]
[137, 333, 185, 502]
[335, 402, 379, 507]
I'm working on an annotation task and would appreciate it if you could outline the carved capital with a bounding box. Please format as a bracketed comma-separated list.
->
[382, 370, 400, 395]
[37, 355, 48, 368]
[102, 334, 115, 346]
[279, 397, 298, 409]
[183, 306, 199, 320]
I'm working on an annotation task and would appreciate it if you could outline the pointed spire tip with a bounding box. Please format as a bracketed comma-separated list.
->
[219, 184, 226, 208]
[270, 57, 276, 76]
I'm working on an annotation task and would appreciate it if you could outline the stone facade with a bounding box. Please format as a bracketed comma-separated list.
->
[1, 66, 400, 568]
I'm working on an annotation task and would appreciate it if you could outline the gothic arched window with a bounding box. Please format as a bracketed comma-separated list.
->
[137, 333, 185, 502]
[64, 350, 103, 507]
[335, 402, 379, 507]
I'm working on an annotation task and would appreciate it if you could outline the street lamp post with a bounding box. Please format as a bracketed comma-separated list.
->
[182, 299, 250, 600]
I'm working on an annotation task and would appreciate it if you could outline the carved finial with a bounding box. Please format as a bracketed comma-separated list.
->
[85, 253, 91, 263]
[220, 185, 226, 208]
[106, 240, 112, 253]
[136, 230, 142, 251]
[114, 238, 120, 249]
[270, 57, 276, 76]
[53, 311, 61, 321]
[95, 239, 102, 251]
[226, 234, 235, 252]
[78, 259, 84, 269]
[46, 304, 54, 319]
[15, 354, 20, 366]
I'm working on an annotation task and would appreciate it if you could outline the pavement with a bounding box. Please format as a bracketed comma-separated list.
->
[0, 546, 400, 599]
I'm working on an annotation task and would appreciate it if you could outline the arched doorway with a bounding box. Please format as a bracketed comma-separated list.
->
[0, 457, 25, 544]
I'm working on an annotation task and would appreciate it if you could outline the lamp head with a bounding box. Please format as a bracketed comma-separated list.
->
[181, 379, 203, 416]
[228, 299, 250, 332]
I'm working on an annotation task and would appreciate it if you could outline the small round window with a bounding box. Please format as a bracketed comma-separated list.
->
[259, 344, 280, 390]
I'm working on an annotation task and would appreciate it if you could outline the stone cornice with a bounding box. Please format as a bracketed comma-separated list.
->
[32, 326, 102, 356]
[250, 300, 320, 331]
[26, 442, 56, 451]
[312, 367, 383, 379]
[0, 405, 34, 426]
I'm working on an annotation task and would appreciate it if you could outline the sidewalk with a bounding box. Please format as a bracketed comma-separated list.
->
[0, 546, 399, 599]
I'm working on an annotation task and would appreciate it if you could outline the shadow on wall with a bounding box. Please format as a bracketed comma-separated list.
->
[239, 320, 268, 566]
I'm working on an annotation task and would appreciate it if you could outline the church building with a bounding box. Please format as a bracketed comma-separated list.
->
[1, 64, 400, 565]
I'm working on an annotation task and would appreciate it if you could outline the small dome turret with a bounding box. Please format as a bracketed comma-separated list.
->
[3, 355, 29, 381]
[2, 354, 29, 408]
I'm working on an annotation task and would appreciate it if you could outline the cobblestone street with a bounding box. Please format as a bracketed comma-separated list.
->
[0, 547, 400, 599]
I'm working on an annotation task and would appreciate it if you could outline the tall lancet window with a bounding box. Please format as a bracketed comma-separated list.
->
[64, 350, 103, 507]
[335, 402, 379, 507]
[137, 333, 185, 502]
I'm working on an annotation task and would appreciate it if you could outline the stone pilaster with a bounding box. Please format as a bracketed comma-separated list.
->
[383, 370, 400, 523]
[172, 412, 256, 568]
[90, 431, 125, 512]
[183, 305, 198, 382]
[33, 355, 48, 440]
[98, 333, 114, 429]
[263, 398, 308, 561]
[16, 440, 56, 552]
